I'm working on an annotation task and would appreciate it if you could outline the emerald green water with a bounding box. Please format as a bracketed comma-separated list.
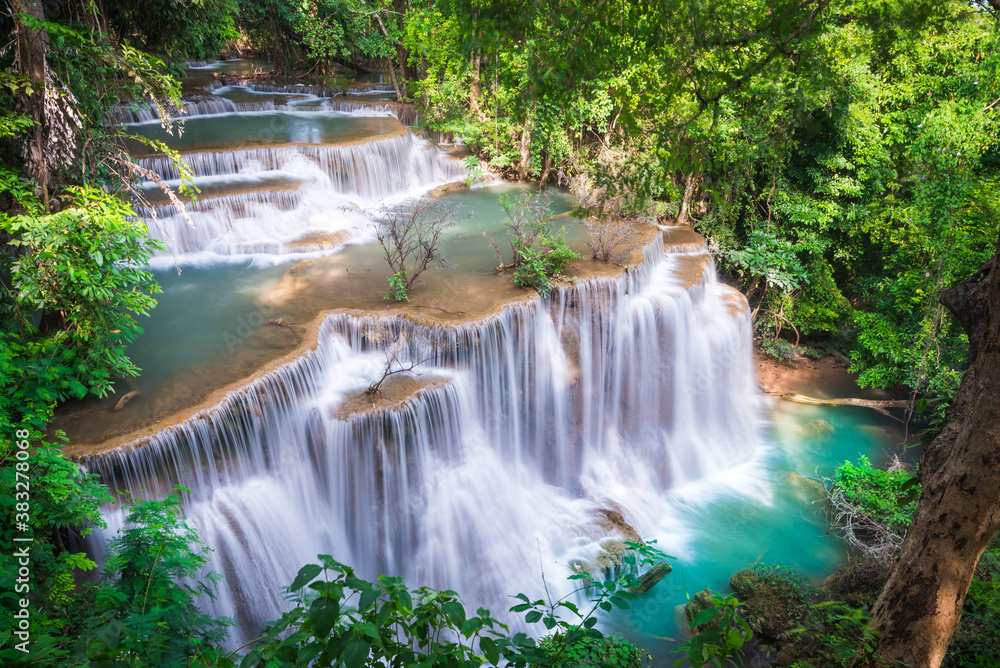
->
[619, 400, 907, 662]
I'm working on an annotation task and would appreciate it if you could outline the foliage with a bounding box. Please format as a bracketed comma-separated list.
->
[832, 457, 918, 538]
[783, 602, 878, 668]
[235, 0, 401, 79]
[533, 634, 647, 668]
[245, 541, 668, 668]
[385, 271, 409, 302]
[0, 435, 110, 664]
[1, 186, 163, 429]
[758, 338, 795, 364]
[491, 192, 580, 296]
[0, 445, 232, 667]
[462, 155, 487, 186]
[729, 565, 814, 641]
[945, 570, 1000, 668]
[76, 488, 234, 666]
[103, 0, 240, 61]
[4, 13, 188, 191]
[674, 592, 752, 668]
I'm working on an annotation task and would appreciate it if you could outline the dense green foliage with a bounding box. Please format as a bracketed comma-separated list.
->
[831, 457, 918, 539]
[0, 473, 234, 667]
[676, 591, 753, 668]
[491, 192, 581, 297]
[2, 0, 999, 666]
[390, 0, 1000, 410]
[245, 542, 667, 668]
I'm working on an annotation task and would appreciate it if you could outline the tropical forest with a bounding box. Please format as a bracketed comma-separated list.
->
[2, 0, 1000, 666]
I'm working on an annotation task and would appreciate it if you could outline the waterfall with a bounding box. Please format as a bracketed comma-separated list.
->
[82, 238, 760, 646]
[119, 99, 406, 124]
[139, 133, 469, 256]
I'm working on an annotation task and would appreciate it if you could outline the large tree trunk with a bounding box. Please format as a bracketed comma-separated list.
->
[677, 173, 697, 225]
[517, 115, 533, 181]
[853, 246, 1000, 667]
[12, 0, 50, 200]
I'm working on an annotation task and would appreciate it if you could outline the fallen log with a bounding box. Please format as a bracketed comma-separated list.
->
[114, 390, 141, 411]
[775, 392, 909, 418]
[627, 562, 673, 595]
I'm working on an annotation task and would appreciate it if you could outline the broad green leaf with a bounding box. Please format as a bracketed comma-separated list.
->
[291, 564, 323, 591]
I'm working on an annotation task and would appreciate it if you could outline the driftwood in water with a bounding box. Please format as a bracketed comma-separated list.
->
[777, 392, 908, 418]
[627, 562, 673, 595]
[113, 390, 141, 411]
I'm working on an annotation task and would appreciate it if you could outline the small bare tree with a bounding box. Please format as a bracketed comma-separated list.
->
[363, 197, 465, 301]
[363, 329, 436, 397]
[585, 217, 643, 265]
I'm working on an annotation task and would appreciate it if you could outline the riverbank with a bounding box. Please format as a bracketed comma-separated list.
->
[756, 350, 907, 402]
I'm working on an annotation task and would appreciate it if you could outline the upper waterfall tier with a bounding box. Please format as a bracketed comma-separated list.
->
[80, 238, 758, 647]
[127, 112, 405, 154]
[138, 131, 469, 257]
[115, 86, 414, 125]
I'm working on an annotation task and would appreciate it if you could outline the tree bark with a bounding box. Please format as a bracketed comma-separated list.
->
[853, 241, 1000, 667]
[677, 173, 697, 225]
[517, 115, 533, 181]
[469, 47, 483, 118]
[12, 0, 50, 199]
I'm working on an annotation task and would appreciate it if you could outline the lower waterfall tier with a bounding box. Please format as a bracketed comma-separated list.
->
[82, 240, 760, 647]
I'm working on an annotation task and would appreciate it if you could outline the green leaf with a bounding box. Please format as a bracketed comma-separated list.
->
[95, 620, 122, 650]
[298, 642, 325, 664]
[343, 639, 370, 668]
[291, 564, 323, 591]
[309, 596, 341, 638]
[359, 586, 379, 612]
[524, 610, 542, 624]
[479, 637, 500, 665]
[691, 607, 719, 628]
[241, 649, 262, 667]
[442, 600, 467, 628]
[461, 617, 483, 636]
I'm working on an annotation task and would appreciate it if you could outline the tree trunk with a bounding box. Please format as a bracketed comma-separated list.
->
[677, 173, 697, 225]
[469, 49, 483, 118]
[385, 55, 402, 100]
[517, 116, 533, 181]
[853, 247, 1000, 667]
[12, 0, 49, 200]
[394, 43, 408, 98]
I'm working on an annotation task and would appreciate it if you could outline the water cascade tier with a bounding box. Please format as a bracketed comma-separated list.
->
[135, 126, 468, 257]
[82, 239, 759, 646]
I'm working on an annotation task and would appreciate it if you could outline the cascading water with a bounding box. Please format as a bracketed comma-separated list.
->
[136, 130, 468, 257]
[82, 238, 760, 646]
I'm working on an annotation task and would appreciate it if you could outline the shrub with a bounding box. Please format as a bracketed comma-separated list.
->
[675, 592, 753, 668]
[585, 218, 643, 265]
[729, 565, 814, 641]
[829, 457, 918, 558]
[534, 634, 647, 668]
[779, 602, 876, 667]
[759, 338, 795, 364]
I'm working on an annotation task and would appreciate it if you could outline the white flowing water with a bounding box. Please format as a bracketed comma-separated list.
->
[83, 241, 761, 646]
[81, 63, 906, 660]
[138, 132, 468, 257]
